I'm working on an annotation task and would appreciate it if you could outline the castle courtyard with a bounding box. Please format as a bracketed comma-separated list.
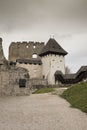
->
[0, 92, 87, 130]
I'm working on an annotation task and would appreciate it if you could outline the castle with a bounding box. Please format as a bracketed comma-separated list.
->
[0, 37, 87, 96]
[9, 38, 67, 85]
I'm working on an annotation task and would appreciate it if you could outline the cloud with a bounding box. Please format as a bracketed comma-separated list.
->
[0, 0, 87, 72]
[0, 0, 87, 33]
[63, 33, 87, 72]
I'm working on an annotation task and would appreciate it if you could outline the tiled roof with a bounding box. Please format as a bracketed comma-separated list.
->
[55, 66, 87, 84]
[39, 38, 68, 56]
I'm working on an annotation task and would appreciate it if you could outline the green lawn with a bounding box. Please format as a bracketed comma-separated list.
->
[61, 82, 87, 113]
[33, 87, 55, 94]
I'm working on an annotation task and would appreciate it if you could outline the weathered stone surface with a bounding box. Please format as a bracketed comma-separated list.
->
[0, 66, 30, 96]
[9, 41, 45, 61]
[17, 62, 42, 79]
[0, 38, 30, 96]
[30, 78, 48, 89]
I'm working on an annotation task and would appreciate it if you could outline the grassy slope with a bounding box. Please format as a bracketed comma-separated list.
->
[33, 87, 55, 94]
[61, 82, 87, 113]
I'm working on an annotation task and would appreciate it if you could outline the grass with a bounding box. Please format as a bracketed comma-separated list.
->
[33, 87, 55, 94]
[61, 82, 87, 113]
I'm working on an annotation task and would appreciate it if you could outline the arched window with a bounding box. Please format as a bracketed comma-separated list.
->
[33, 45, 36, 49]
[32, 54, 37, 58]
[26, 45, 29, 48]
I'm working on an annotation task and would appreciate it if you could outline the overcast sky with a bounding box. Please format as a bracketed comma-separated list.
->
[0, 0, 87, 72]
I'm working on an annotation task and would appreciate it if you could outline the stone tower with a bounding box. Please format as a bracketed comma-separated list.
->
[39, 38, 67, 85]
[9, 41, 44, 62]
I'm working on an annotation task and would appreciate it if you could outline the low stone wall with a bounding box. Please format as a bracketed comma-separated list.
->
[0, 66, 31, 96]
[30, 78, 48, 89]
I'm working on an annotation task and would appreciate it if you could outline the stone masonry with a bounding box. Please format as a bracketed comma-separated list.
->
[9, 41, 45, 62]
[0, 38, 30, 96]
[9, 38, 67, 85]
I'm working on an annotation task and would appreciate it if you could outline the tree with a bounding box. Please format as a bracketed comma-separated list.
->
[65, 66, 71, 74]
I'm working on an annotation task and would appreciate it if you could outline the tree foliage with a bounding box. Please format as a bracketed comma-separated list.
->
[65, 66, 71, 74]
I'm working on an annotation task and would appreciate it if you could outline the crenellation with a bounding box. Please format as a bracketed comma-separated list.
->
[9, 40, 45, 61]
[10, 41, 45, 47]
[22, 41, 28, 44]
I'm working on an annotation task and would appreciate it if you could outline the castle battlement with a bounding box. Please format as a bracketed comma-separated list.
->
[9, 40, 45, 61]
[11, 41, 45, 45]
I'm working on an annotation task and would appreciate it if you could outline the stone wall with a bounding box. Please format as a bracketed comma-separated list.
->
[17, 62, 42, 79]
[42, 54, 65, 85]
[0, 37, 31, 96]
[9, 41, 44, 61]
[0, 65, 30, 96]
[30, 78, 48, 89]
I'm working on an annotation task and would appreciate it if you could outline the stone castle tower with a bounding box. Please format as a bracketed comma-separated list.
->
[39, 38, 67, 85]
[9, 38, 67, 85]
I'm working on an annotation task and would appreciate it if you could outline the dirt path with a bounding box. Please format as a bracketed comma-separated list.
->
[0, 93, 87, 130]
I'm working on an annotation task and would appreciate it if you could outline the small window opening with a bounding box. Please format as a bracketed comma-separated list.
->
[19, 62, 22, 64]
[19, 79, 26, 88]
[25, 62, 28, 64]
[32, 54, 37, 58]
[43, 75, 45, 79]
[33, 45, 36, 49]
[26, 45, 29, 48]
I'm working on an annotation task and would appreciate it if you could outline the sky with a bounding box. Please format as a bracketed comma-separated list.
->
[0, 0, 87, 73]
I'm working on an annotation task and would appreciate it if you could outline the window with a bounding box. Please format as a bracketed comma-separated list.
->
[19, 79, 26, 88]
[19, 62, 22, 64]
[33, 45, 36, 49]
[32, 54, 37, 58]
[26, 45, 29, 48]
[43, 75, 45, 79]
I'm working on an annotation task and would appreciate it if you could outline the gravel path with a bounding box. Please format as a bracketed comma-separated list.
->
[0, 93, 87, 130]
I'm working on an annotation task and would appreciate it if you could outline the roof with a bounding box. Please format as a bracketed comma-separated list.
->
[64, 74, 76, 79]
[55, 66, 87, 84]
[55, 71, 75, 79]
[39, 38, 68, 56]
[16, 58, 42, 65]
[76, 66, 87, 75]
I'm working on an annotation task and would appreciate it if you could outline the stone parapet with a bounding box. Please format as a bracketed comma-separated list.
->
[9, 41, 45, 61]
[30, 78, 48, 90]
